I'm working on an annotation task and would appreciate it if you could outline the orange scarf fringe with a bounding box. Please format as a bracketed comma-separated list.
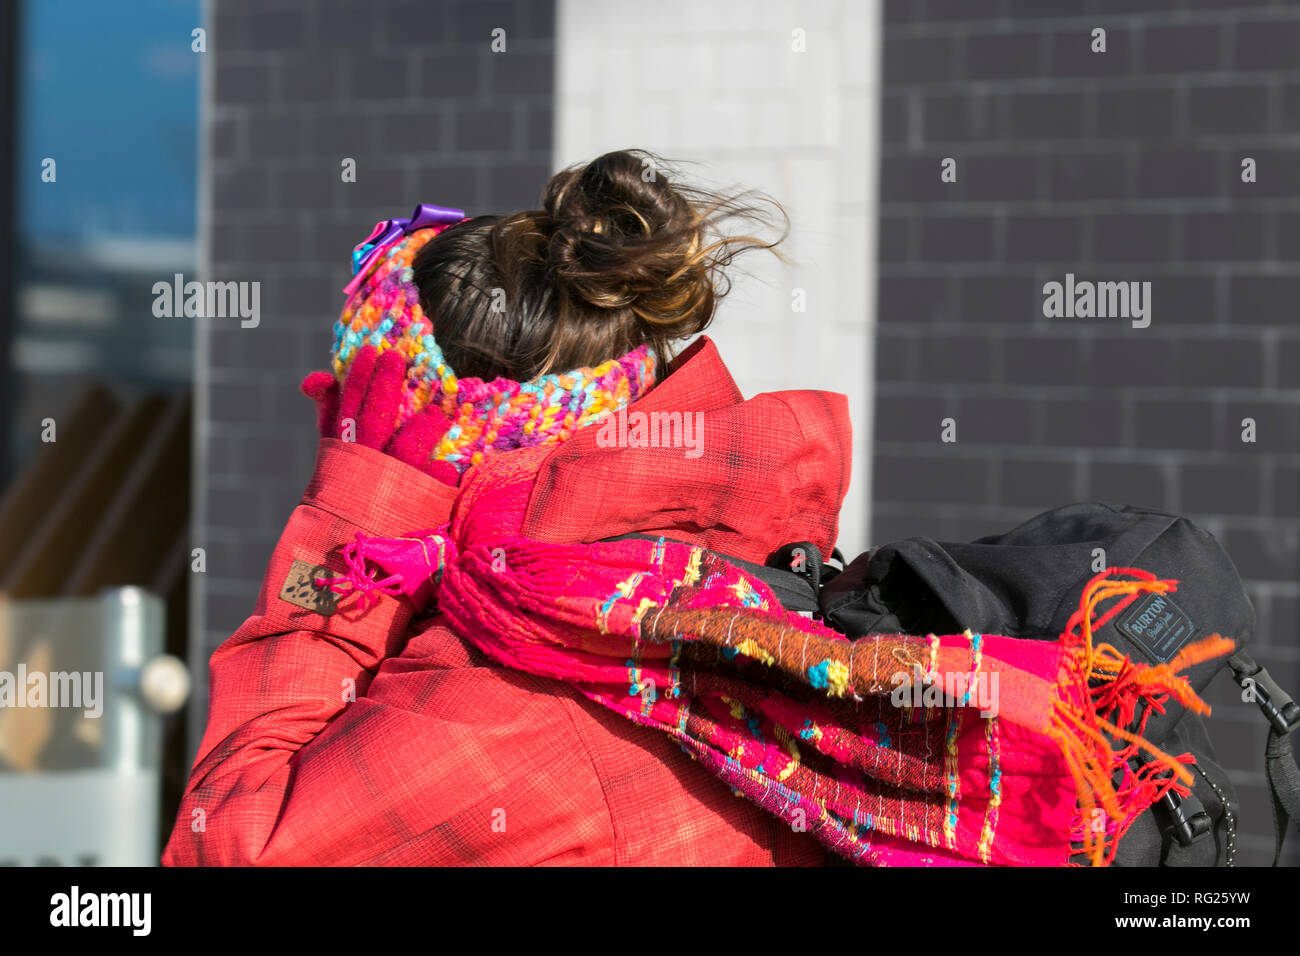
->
[1048, 568, 1235, 866]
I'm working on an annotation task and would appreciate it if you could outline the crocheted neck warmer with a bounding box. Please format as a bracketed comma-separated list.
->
[331, 223, 657, 474]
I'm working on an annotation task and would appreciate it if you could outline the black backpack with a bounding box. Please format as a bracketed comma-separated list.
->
[703, 502, 1300, 866]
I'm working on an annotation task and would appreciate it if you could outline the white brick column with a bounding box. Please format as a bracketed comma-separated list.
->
[555, 0, 881, 555]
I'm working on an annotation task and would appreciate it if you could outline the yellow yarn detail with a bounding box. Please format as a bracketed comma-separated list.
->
[736, 638, 774, 666]
[598, 572, 646, 635]
[729, 577, 757, 605]
[630, 597, 657, 631]
[773, 724, 801, 782]
[684, 548, 703, 586]
[825, 659, 851, 697]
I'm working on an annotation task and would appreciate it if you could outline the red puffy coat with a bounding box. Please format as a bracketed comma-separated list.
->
[163, 337, 852, 865]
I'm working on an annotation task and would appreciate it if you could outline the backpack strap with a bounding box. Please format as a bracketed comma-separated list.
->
[765, 541, 843, 589]
[1264, 728, 1300, 867]
[1228, 651, 1300, 865]
[1138, 749, 1213, 848]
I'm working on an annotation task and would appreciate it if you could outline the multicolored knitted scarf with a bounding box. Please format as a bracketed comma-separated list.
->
[318, 445, 1234, 867]
[331, 207, 657, 474]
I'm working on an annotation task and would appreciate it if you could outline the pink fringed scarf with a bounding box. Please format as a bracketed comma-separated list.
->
[318, 448, 1233, 866]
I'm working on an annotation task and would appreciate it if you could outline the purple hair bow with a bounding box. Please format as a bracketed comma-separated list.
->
[342, 203, 467, 295]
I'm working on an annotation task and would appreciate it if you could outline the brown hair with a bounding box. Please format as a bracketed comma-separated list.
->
[411, 148, 788, 381]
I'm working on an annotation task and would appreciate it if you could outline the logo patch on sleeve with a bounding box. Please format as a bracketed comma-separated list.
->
[279, 559, 339, 615]
[1114, 590, 1197, 664]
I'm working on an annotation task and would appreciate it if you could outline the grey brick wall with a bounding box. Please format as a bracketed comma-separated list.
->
[196, 0, 555, 746]
[877, 0, 1300, 864]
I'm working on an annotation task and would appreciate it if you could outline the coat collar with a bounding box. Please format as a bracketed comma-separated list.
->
[519, 336, 851, 563]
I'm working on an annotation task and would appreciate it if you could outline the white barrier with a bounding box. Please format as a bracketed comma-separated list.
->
[0, 588, 187, 866]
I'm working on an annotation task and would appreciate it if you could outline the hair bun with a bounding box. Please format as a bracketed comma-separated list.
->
[542, 150, 721, 332]
[412, 149, 786, 381]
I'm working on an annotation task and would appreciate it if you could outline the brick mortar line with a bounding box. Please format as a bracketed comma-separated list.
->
[883, 8, 1300, 41]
